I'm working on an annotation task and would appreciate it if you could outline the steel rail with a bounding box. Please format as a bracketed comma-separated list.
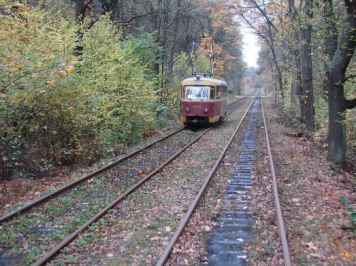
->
[1, 99, 244, 224]
[0, 128, 184, 223]
[32, 97, 247, 266]
[261, 98, 291, 266]
[156, 96, 256, 266]
[32, 126, 212, 266]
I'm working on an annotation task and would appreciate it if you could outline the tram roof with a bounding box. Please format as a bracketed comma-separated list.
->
[181, 75, 227, 87]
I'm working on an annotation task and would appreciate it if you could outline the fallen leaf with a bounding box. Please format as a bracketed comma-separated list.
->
[340, 250, 354, 260]
[306, 241, 315, 249]
[310, 253, 323, 258]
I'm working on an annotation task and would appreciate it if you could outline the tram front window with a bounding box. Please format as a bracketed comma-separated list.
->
[185, 86, 211, 100]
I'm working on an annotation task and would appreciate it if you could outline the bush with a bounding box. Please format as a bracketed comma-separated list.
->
[0, 5, 158, 178]
[0, 3, 80, 177]
[77, 16, 158, 155]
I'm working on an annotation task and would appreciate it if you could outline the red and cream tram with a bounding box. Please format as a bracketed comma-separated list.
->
[180, 74, 227, 125]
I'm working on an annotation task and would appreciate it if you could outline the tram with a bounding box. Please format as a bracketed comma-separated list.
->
[180, 74, 227, 125]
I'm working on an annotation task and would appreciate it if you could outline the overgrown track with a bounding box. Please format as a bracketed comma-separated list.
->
[156, 96, 257, 265]
[158, 95, 291, 265]
[0, 128, 186, 223]
[0, 97, 247, 266]
[0, 98, 245, 224]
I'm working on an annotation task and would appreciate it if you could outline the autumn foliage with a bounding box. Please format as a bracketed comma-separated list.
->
[0, 0, 245, 179]
[0, 4, 157, 178]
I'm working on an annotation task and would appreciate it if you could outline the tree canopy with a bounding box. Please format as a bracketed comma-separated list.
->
[233, 0, 355, 168]
[0, 0, 245, 178]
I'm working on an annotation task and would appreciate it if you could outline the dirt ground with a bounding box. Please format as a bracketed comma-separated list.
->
[248, 98, 356, 265]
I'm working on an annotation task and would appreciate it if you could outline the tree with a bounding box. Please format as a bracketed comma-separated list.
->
[323, 0, 356, 166]
[233, 0, 285, 100]
[233, 0, 355, 167]
[288, 0, 315, 130]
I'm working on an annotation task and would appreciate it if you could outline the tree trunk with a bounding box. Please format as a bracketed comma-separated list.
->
[322, 0, 338, 98]
[110, 0, 119, 22]
[327, 71, 346, 166]
[326, 0, 356, 166]
[287, 0, 302, 109]
[72, 0, 86, 57]
[151, 1, 161, 76]
[74, 0, 86, 23]
[291, 50, 301, 106]
[299, 0, 314, 131]
[265, 20, 284, 101]
[167, 1, 181, 78]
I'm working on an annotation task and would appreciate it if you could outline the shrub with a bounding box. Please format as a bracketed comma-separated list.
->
[0, 5, 158, 178]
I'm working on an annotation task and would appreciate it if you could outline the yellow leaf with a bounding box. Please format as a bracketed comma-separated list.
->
[57, 70, 66, 77]
[47, 54, 55, 60]
[340, 250, 354, 260]
[67, 66, 75, 74]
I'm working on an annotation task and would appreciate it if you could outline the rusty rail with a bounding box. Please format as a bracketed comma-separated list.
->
[0, 128, 184, 223]
[261, 97, 291, 266]
[156, 96, 256, 266]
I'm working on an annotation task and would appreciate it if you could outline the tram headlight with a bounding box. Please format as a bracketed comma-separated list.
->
[204, 108, 209, 113]
[185, 107, 190, 112]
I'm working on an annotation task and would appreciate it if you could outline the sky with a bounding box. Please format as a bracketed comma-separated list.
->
[241, 28, 260, 68]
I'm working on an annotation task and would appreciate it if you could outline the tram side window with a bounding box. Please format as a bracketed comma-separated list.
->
[216, 87, 221, 99]
[222, 86, 226, 97]
[210, 87, 215, 99]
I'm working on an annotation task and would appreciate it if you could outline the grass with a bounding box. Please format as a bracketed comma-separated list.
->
[76, 236, 89, 248]
[125, 233, 159, 256]
[147, 219, 171, 230]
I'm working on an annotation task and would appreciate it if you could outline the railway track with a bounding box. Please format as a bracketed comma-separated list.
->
[0, 97, 245, 223]
[0, 95, 291, 265]
[261, 98, 291, 266]
[161, 95, 291, 265]
[1, 129, 201, 265]
[0, 98, 246, 265]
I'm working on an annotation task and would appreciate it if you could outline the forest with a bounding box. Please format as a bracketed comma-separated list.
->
[0, 0, 355, 179]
